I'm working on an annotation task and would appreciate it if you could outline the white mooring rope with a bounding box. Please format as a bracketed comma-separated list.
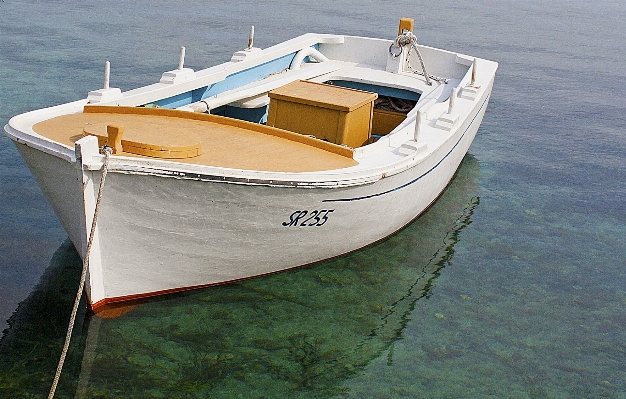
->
[48, 146, 113, 399]
[389, 31, 448, 85]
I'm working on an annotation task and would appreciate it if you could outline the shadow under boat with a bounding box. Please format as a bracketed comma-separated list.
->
[0, 238, 86, 397]
[0, 154, 481, 398]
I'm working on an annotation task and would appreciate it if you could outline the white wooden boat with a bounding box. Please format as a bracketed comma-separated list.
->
[4, 19, 497, 314]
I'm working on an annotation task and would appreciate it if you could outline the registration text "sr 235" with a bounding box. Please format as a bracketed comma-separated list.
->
[282, 210, 334, 227]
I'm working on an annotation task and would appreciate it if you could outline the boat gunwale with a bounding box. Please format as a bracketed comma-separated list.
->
[4, 33, 498, 188]
[4, 80, 494, 190]
[82, 89, 492, 191]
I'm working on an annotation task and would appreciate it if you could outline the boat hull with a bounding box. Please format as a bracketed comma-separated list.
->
[6, 28, 499, 311]
[9, 89, 489, 310]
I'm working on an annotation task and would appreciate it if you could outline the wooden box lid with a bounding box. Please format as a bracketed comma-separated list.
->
[268, 80, 377, 112]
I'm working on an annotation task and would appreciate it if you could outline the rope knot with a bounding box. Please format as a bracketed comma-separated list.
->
[393, 31, 418, 48]
[388, 31, 448, 86]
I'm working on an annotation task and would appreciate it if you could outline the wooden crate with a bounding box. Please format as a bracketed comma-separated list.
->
[267, 80, 377, 148]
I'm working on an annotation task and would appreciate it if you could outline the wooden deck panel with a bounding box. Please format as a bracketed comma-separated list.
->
[32, 106, 358, 172]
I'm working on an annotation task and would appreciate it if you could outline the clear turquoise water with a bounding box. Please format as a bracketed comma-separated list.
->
[1, 0, 625, 398]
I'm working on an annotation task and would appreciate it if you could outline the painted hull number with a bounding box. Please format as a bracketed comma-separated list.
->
[282, 210, 334, 227]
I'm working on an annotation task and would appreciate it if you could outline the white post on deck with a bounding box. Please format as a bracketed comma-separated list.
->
[103, 61, 110, 90]
[470, 59, 477, 86]
[448, 88, 458, 114]
[414, 110, 423, 141]
[248, 25, 255, 49]
[178, 46, 186, 70]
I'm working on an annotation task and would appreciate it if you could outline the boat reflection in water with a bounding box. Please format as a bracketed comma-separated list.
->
[1, 155, 480, 398]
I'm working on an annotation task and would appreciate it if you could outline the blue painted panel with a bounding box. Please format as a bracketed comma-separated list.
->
[154, 47, 333, 110]
[225, 105, 268, 124]
[154, 52, 296, 108]
[199, 53, 296, 100]
[324, 80, 421, 101]
[153, 92, 194, 108]
[209, 105, 268, 124]
[209, 105, 227, 116]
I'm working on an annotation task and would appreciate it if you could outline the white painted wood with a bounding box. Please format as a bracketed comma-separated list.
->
[4, 30, 498, 308]
[289, 47, 329, 70]
[182, 60, 345, 112]
[103, 61, 110, 90]
[159, 68, 196, 84]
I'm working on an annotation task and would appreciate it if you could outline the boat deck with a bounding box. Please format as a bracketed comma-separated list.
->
[32, 106, 358, 172]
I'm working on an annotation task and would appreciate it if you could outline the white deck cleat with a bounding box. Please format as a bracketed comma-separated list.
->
[435, 112, 459, 131]
[87, 87, 123, 103]
[159, 68, 196, 84]
[461, 85, 480, 100]
[231, 47, 263, 62]
[398, 141, 428, 157]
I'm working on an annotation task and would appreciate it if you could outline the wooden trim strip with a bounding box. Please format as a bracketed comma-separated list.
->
[83, 105, 355, 158]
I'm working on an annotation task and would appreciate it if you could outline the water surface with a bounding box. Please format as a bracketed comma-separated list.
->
[1, 0, 625, 397]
